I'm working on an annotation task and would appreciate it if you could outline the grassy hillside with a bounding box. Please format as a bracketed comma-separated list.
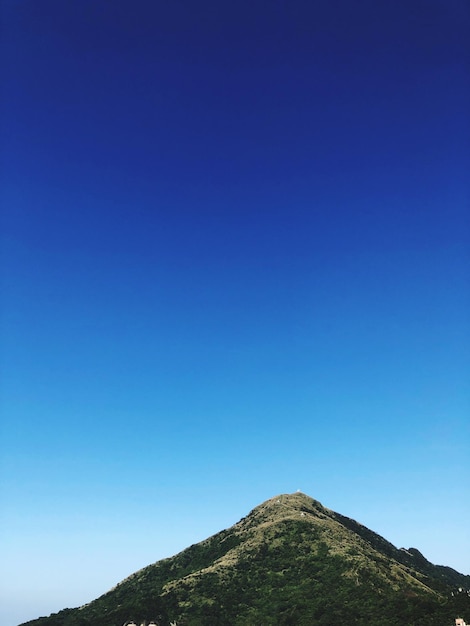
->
[21, 493, 470, 626]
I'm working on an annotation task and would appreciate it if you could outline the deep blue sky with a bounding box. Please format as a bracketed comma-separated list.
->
[1, 1, 469, 624]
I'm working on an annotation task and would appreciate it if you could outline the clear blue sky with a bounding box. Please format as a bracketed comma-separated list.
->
[1, 1, 469, 624]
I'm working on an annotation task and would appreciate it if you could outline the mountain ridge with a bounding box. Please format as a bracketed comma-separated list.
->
[21, 492, 470, 626]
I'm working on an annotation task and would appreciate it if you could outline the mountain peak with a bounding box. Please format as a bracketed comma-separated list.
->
[20, 492, 470, 626]
[243, 492, 331, 526]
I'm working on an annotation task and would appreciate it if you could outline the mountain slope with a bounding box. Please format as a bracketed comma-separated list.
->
[22, 493, 470, 626]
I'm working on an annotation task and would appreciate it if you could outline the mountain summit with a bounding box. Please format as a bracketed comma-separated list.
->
[22, 493, 469, 626]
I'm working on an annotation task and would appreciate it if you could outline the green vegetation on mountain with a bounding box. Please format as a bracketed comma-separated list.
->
[21, 493, 470, 626]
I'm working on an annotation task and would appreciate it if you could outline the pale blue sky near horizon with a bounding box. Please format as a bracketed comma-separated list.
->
[1, 1, 469, 624]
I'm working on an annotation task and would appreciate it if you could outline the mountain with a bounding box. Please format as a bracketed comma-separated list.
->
[21, 492, 470, 626]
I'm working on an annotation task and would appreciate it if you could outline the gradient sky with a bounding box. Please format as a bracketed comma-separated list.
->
[1, 1, 469, 624]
